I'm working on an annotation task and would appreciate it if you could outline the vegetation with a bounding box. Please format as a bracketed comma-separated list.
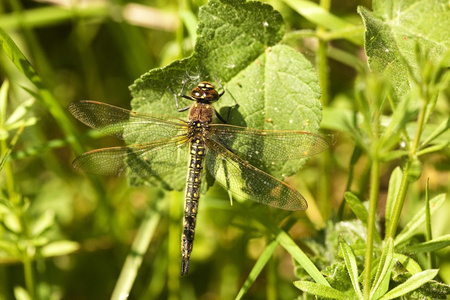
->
[0, 0, 449, 299]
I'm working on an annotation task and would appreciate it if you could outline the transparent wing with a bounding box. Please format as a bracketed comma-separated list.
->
[208, 124, 329, 164]
[205, 139, 307, 211]
[69, 100, 187, 142]
[73, 136, 189, 178]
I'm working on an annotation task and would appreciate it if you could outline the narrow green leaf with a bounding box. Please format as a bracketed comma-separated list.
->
[40, 240, 80, 257]
[13, 286, 32, 300]
[425, 178, 434, 268]
[3, 213, 21, 233]
[262, 220, 328, 286]
[293, 281, 348, 299]
[394, 194, 446, 245]
[379, 150, 409, 162]
[0, 5, 109, 29]
[281, 0, 363, 45]
[420, 117, 450, 148]
[371, 238, 395, 300]
[235, 240, 279, 300]
[5, 98, 35, 127]
[31, 210, 55, 237]
[394, 253, 422, 275]
[380, 269, 439, 300]
[0, 26, 84, 154]
[385, 167, 402, 232]
[417, 143, 450, 156]
[321, 106, 362, 132]
[379, 97, 415, 153]
[344, 192, 368, 223]
[111, 203, 164, 300]
[0, 80, 8, 128]
[0, 27, 40, 84]
[179, 9, 198, 43]
[340, 240, 362, 298]
[402, 234, 450, 254]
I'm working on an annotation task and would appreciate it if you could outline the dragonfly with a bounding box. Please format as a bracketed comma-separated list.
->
[69, 78, 329, 276]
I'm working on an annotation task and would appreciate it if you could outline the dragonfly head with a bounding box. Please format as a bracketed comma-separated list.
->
[190, 82, 220, 103]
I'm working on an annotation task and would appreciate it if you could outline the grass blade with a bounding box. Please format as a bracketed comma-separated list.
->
[0, 26, 84, 154]
[235, 240, 279, 300]
[394, 194, 446, 245]
[261, 218, 329, 286]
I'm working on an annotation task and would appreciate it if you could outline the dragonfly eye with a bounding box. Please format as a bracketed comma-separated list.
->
[198, 81, 214, 91]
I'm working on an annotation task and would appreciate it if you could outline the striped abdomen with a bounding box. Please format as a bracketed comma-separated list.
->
[181, 135, 206, 276]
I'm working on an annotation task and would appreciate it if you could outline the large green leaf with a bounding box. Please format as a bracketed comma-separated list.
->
[358, 1, 450, 98]
[128, 0, 322, 190]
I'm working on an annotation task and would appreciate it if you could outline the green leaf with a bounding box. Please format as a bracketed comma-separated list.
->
[402, 234, 450, 254]
[293, 280, 348, 299]
[262, 218, 329, 286]
[420, 117, 450, 149]
[129, 0, 322, 189]
[0, 26, 84, 154]
[394, 253, 422, 275]
[281, 0, 363, 45]
[344, 192, 368, 223]
[358, 2, 450, 98]
[321, 106, 362, 132]
[380, 269, 439, 300]
[235, 240, 279, 300]
[196, 0, 285, 81]
[340, 240, 362, 298]
[379, 97, 415, 154]
[40, 240, 80, 257]
[5, 98, 35, 127]
[371, 238, 395, 300]
[394, 194, 446, 245]
[385, 167, 402, 232]
[31, 210, 55, 237]
[3, 213, 21, 233]
[13, 286, 32, 300]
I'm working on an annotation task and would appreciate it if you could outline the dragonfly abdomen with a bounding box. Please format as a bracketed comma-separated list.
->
[181, 136, 206, 276]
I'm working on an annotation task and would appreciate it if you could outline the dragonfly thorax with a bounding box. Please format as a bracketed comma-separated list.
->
[188, 102, 215, 124]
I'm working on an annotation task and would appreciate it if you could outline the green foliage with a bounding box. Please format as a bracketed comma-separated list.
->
[0, 0, 449, 299]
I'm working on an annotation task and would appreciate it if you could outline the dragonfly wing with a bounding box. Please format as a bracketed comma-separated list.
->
[69, 100, 187, 142]
[73, 136, 189, 181]
[205, 139, 307, 211]
[208, 124, 329, 164]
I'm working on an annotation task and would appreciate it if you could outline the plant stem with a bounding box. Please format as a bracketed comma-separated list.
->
[17, 203, 36, 299]
[425, 178, 435, 268]
[317, 0, 331, 216]
[385, 89, 428, 239]
[22, 247, 35, 299]
[168, 191, 181, 300]
[363, 157, 380, 299]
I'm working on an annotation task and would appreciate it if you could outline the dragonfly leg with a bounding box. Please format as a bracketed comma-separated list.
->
[168, 82, 193, 112]
[215, 76, 225, 97]
[215, 105, 237, 124]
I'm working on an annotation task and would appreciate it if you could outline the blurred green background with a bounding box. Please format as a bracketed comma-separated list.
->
[1, 0, 449, 299]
